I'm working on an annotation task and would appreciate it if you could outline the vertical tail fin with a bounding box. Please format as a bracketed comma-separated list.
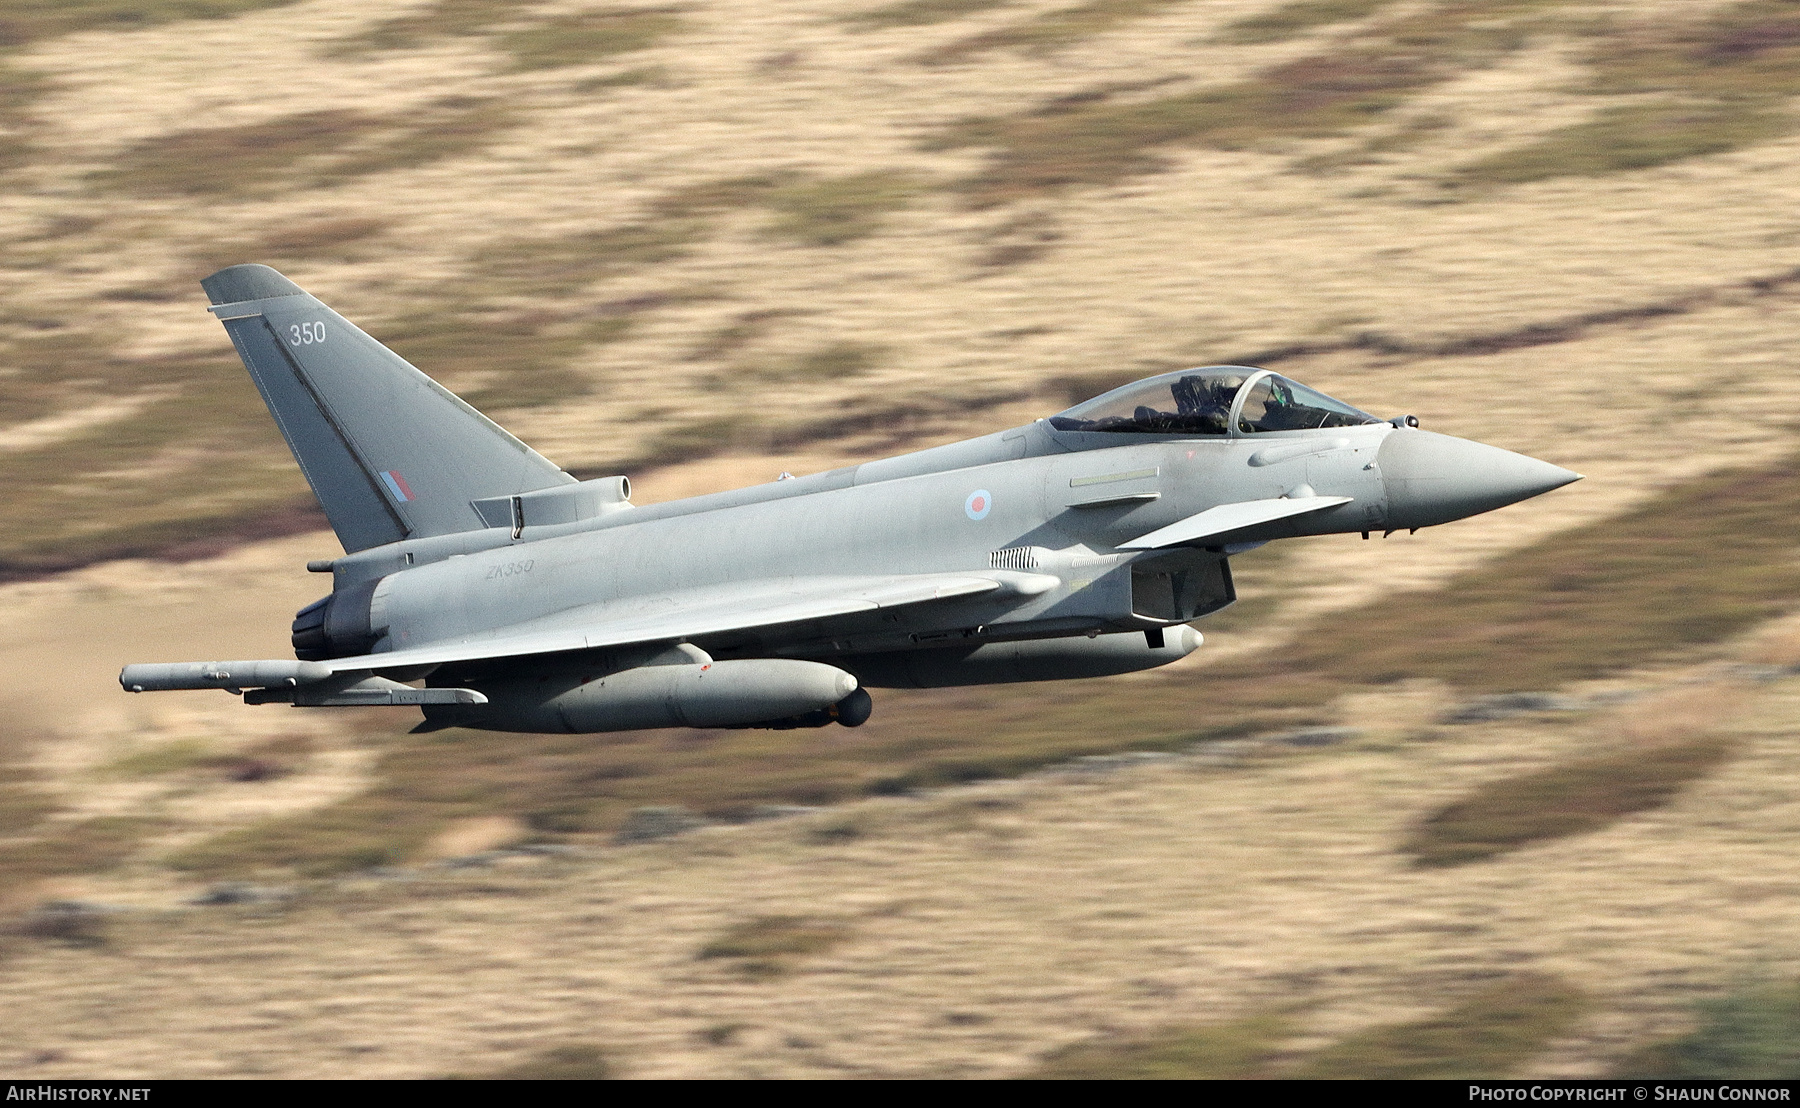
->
[202, 264, 575, 553]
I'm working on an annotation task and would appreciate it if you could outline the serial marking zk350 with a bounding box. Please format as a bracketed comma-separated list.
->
[120, 265, 1580, 733]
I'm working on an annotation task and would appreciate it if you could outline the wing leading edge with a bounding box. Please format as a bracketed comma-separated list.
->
[1119, 495, 1352, 550]
[331, 570, 1067, 672]
[123, 571, 1058, 692]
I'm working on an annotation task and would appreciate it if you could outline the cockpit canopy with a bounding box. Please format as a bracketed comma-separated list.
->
[1048, 366, 1380, 436]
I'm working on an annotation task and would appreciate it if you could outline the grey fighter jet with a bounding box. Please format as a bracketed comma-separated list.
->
[121, 265, 1580, 733]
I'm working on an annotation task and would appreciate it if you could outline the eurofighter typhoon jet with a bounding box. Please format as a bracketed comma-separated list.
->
[121, 265, 1580, 733]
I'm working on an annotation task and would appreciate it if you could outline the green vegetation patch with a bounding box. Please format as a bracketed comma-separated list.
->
[319, 98, 517, 183]
[335, 0, 535, 54]
[0, 328, 108, 427]
[1458, 0, 1800, 187]
[1297, 110, 1452, 173]
[685, 308, 805, 363]
[1284, 453, 1800, 692]
[1457, 100, 1793, 186]
[99, 734, 310, 782]
[933, 65, 1432, 204]
[573, 65, 669, 92]
[1215, 0, 1396, 45]
[95, 109, 372, 197]
[0, 63, 45, 164]
[93, 98, 517, 198]
[929, 0, 1582, 202]
[346, 1, 683, 72]
[250, 215, 389, 259]
[486, 1043, 615, 1079]
[1292, 974, 1588, 1078]
[0, 785, 55, 836]
[1035, 975, 1585, 1078]
[760, 171, 924, 247]
[1, 817, 149, 908]
[1617, 980, 1800, 1078]
[0, 334, 322, 580]
[848, 0, 1007, 31]
[99, 739, 220, 778]
[927, 0, 1189, 64]
[1405, 734, 1736, 867]
[1586, 0, 1800, 102]
[699, 915, 850, 977]
[656, 170, 923, 247]
[476, 219, 706, 298]
[169, 792, 449, 878]
[975, 209, 1062, 269]
[727, 341, 884, 385]
[1033, 1012, 1293, 1078]
[656, 173, 782, 218]
[501, 7, 684, 71]
[0, 0, 295, 48]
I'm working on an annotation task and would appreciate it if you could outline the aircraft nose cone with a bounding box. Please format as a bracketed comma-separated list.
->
[1380, 428, 1581, 530]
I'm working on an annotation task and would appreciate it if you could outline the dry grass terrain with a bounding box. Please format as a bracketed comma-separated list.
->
[1, 0, 1800, 1078]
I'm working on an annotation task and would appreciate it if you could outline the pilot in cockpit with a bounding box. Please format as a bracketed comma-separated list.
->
[1050, 367, 1377, 435]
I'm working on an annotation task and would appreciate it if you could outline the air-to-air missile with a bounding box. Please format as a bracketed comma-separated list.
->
[120, 265, 1580, 733]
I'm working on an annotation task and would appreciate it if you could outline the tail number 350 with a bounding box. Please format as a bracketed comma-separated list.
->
[288, 321, 326, 345]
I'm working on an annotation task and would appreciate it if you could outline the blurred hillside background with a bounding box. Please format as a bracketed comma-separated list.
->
[2, 0, 1800, 1078]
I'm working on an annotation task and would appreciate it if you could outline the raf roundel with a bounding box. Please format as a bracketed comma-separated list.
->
[964, 489, 992, 520]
